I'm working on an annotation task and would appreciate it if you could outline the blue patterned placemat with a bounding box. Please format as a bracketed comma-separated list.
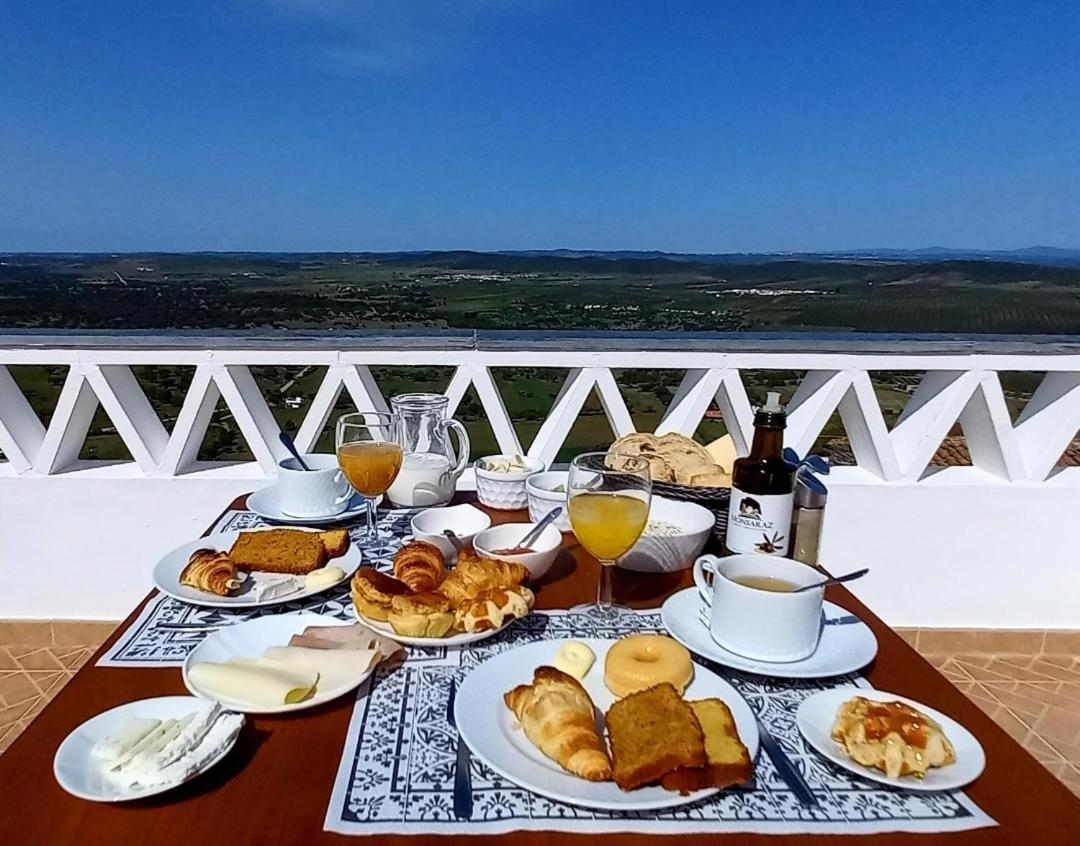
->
[325, 608, 994, 836]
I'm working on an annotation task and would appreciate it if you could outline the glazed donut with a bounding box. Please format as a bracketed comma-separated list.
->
[604, 634, 693, 698]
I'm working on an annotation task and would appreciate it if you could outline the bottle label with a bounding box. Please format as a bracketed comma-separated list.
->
[726, 488, 793, 555]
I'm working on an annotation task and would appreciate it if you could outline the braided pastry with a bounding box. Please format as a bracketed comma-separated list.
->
[393, 541, 446, 593]
[179, 549, 244, 596]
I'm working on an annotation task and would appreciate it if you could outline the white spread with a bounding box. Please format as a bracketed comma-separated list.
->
[250, 573, 303, 602]
[304, 566, 345, 591]
[552, 640, 596, 680]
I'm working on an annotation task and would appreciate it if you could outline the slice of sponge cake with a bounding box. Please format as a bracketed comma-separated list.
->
[660, 698, 752, 793]
[229, 529, 328, 575]
[605, 682, 706, 791]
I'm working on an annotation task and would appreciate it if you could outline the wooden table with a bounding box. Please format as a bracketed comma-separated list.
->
[3, 494, 1079, 845]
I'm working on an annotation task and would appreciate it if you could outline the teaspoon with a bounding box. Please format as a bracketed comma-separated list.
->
[793, 568, 870, 593]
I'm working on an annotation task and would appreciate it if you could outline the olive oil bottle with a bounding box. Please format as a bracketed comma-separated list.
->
[726, 392, 795, 556]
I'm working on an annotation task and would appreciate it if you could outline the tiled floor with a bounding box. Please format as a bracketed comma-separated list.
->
[1, 624, 1078, 797]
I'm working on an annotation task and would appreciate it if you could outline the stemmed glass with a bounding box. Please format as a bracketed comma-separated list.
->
[567, 452, 651, 621]
[335, 412, 404, 541]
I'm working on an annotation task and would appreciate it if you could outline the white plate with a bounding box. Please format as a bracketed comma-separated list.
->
[53, 696, 243, 802]
[152, 528, 362, 609]
[182, 612, 373, 714]
[350, 604, 514, 647]
[247, 486, 380, 525]
[662, 588, 878, 679]
[455, 638, 760, 811]
[796, 687, 986, 792]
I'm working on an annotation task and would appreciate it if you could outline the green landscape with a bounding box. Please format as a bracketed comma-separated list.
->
[0, 251, 1072, 464]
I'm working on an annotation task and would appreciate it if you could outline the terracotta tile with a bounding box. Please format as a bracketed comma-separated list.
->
[50, 621, 117, 648]
[987, 706, 1035, 745]
[1020, 732, 1068, 764]
[56, 648, 92, 670]
[971, 630, 1046, 655]
[1043, 631, 1080, 656]
[1031, 705, 1080, 747]
[952, 654, 993, 670]
[1028, 658, 1080, 682]
[956, 661, 1024, 684]
[0, 621, 53, 647]
[1041, 736, 1080, 768]
[27, 672, 66, 697]
[962, 685, 1005, 715]
[916, 629, 980, 655]
[0, 649, 19, 671]
[980, 685, 1047, 721]
[0, 672, 40, 707]
[0, 699, 37, 727]
[1015, 683, 1080, 713]
[895, 627, 919, 648]
[988, 658, 1063, 682]
[12, 648, 64, 672]
[0, 721, 23, 754]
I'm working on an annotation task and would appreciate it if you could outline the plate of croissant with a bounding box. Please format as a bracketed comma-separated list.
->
[455, 637, 759, 810]
[153, 527, 361, 608]
[350, 540, 535, 645]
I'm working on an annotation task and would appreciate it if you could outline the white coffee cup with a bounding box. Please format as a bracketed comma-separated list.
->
[276, 454, 353, 517]
[693, 553, 825, 662]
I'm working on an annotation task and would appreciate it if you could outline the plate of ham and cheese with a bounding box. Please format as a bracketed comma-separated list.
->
[182, 612, 403, 714]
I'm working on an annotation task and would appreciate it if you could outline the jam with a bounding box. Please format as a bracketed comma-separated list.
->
[862, 701, 930, 748]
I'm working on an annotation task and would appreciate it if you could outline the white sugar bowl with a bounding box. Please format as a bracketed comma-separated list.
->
[525, 471, 571, 532]
[474, 455, 544, 510]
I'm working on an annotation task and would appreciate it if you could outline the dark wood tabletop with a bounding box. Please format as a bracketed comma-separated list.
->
[3, 493, 1079, 845]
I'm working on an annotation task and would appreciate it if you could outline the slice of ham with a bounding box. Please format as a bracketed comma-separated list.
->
[289, 624, 402, 660]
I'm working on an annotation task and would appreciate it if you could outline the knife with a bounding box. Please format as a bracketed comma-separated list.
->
[755, 714, 818, 807]
[446, 678, 474, 819]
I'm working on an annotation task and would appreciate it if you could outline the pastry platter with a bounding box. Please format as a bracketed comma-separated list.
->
[796, 687, 985, 792]
[152, 528, 362, 609]
[661, 588, 878, 678]
[350, 609, 513, 647]
[455, 638, 760, 811]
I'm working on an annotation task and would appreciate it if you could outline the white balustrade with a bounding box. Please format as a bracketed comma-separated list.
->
[1, 331, 1078, 628]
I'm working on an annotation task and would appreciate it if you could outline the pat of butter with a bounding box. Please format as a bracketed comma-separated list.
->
[305, 566, 345, 591]
[552, 640, 595, 680]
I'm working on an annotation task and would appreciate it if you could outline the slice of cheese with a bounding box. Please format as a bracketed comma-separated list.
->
[187, 657, 318, 707]
[93, 718, 162, 762]
[261, 646, 378, 690]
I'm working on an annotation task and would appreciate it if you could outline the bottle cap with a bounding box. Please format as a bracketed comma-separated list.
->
[795, 476, 828, 508]
[762, 391, 783, 413]
[754, 391, 787, 428]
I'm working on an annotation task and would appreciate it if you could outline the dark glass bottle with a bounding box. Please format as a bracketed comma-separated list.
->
[725, 392, 795, 556]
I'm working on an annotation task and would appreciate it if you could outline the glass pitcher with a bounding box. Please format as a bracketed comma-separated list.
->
[386, 393, 470, 507]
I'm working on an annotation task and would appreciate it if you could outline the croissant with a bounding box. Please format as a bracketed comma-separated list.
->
[439, 553, 529, 607]
[504, 666, 612, 782]
[179, 549, 243, 596]
[393, 541, 446, 593]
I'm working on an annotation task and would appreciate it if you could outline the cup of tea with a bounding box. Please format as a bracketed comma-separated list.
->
[276, 454, 353, 517]
[693, 553, 825, 662]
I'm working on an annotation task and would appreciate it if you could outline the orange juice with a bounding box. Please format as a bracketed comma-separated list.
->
[569, 492, 649, 561]
[337, 442, 404, 496]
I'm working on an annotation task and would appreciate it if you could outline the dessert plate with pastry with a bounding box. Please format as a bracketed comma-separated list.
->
[153, 527, 361, 609]
[183, 612, 402, 714]
[796, 687, 985, 791]
[350, 540, 535, 646]
[455, 634, 759, 811]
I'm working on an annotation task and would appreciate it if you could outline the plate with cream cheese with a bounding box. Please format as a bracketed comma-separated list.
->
[182, 612, 403, 714]
[152, 527, 362, 609]
[53, 695, 244, 802]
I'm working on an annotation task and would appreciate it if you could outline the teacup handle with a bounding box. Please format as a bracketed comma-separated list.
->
[693, 555, 722, 606]
[333, 470, 353, 505]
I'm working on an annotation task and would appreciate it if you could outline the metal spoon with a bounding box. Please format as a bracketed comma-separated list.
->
[793, 567, 870, 593]
[278, 431, 311, 471]
[513, 507, 562, 551]
[442, 529, 464, 552]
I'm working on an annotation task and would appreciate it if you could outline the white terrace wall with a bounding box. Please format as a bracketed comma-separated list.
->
[1, 332, 1078, 627]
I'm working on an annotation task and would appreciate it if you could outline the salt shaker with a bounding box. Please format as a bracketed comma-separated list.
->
[790, 476, 827, 569]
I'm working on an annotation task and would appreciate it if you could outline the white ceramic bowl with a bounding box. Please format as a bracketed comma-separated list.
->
[525, 471, 571, 532]
[474, 455, 544, 510]
[616, 496, 715, 573]
[410, 503, 492, 560]
[473, 522, 562, 582]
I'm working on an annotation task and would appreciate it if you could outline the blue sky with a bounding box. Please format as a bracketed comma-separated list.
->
[2, 0, 1078, 252]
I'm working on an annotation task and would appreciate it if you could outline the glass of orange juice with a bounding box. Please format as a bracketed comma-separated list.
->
[335, 412, 404, 540]
[568, 452, 651, 620]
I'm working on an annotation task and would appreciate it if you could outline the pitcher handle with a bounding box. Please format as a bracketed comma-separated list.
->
[441, 418, 471, 478]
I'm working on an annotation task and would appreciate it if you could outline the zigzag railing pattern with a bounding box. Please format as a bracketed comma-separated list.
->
[1, 340, 1079, 483]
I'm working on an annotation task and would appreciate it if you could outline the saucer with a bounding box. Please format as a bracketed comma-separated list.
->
[661, 587, 878, 679]
[246, 486, 380, 525]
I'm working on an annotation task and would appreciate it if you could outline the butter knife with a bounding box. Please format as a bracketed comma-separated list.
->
[446, 678, 473, 819]
[755, 714, 818, 807]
